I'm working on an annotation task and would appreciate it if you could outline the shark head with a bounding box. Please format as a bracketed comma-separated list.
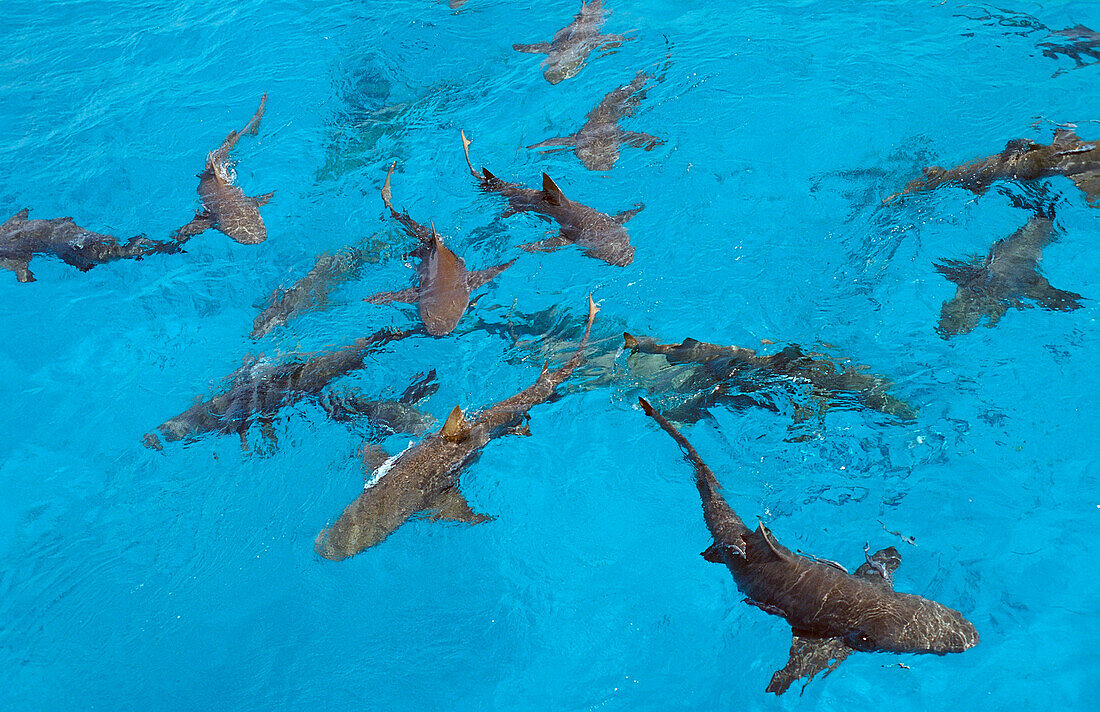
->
[843, 593, 979, 655]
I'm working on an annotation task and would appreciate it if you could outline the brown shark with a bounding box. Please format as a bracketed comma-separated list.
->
[143, 327, 419, 451]
[315, 295, 598, 560]
[513, 0, 633, 84]
[885, 129, 1100, 206]
[624, 334, 916, 421]
[252, 242, 374, 338]
[365, 161, 515, 336]
[934, 208, 1083, 336]
[528, 70, 663, 171]
[173, 93, 273, 244]
[462, 131, 641, 266]
[0, 208, 184, 282]
[637, 397, 978, 694]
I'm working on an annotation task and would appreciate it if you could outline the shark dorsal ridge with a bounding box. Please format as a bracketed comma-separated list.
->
[441, 405, 471, 442]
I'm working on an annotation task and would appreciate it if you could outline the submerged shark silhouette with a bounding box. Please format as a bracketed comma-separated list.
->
[512, 0, 633, 84]
[638, 397, 978, 694]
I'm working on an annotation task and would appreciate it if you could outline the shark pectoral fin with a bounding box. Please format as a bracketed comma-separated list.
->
[854, 546, 901, 589]
[614, 203, 644, 224]
[765, 635, 851, 696]
[1068, 171, 1100, 204]
[622, 131, 663, 150]
[541, 173, 567, 206]
[520, 232, 571, 254]
[512, 41, 551, 54]
[427, 486, 491, 524]
[1028, 281, 1084, 311]
[1, 257, 34, 282]
[173, 210, 215, 241]
[1053, 128, 1082, 147]
[528, 135, 576, 152]
[364, 286, 420, 305]
[467, 258, 517, 290]
[359, 443, 390, 474]
[440, 405, 471, 442]
[258, 416, 278, 449]
[701, 541, 744, 563]
[252, 191, 275, 207]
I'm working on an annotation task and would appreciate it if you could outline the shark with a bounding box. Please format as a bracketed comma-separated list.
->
[528, 70, 663, 171]
[513, 0, 633, 84]
[1037, 25, 1100, 76]
[173, 93, 274, 245]
[0, 208, 184, 283]
[461, 131, 642, 266]
[315, 295, 598, 560]
[623, 334, 916, 422]
[252, 242, 376, 339]
[884, 129, 1100, 206]
[143, 327, 421, 451]
[637, 397, 979, 694]
[934, 206, 1083, 336]
[364, 161, 515, 336]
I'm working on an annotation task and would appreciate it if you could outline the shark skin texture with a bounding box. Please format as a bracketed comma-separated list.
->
[528, 70, 663, 171]
[173, 93, 273, 245]
[512, 0, 633, 85]
[364, 161, 515, 336]
[637, 398, 978, 695]
[315, 296, 599, 561]
[885, 129, 1100, 206]
[0, 208, 184, 283]
[462, 131, 642, 266]
[143, 327, 425, 452]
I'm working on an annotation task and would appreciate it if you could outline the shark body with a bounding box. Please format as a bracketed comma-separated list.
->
[638, 398, 978, 694]
[512, 0, 632, 84]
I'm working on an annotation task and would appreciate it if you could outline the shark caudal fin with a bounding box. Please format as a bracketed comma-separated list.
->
[381, 160, 397, 211]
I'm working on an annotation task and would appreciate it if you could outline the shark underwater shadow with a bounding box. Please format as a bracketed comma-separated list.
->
[363, 161, 515, 336]
[315, 295, 599, 561]
[143, 327, 429, 452]
[884, 128, 1100, 206]
[934, 195, 1084, 336]
[462, 131, 642, 266]
[0, 208, 185, 283]
[173, 93, 273, 245]
[623, 334, 917, 429]
[512, 0, 633, 85]
[637, 398, 979, 694]
[528, 69, 664, 171]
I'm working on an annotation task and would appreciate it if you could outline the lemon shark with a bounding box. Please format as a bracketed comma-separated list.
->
[173, 93, 273, 244]
[0, 208, 183, 283]
[315, 295, 598, 560]
[462, 131, 642, 266]
[512, 0, 633, 84]
[638, 397, 978, 694]
[364, 161, 515, 336]
[885, 129, 1100, 206]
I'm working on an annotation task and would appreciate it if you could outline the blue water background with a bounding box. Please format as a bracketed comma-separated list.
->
[1, 0, 1097, 709]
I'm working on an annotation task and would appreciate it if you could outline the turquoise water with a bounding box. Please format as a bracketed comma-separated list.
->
[1, 0, 1097, 709]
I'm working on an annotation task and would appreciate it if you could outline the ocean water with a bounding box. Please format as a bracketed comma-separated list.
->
[1, 0, 1097, 709]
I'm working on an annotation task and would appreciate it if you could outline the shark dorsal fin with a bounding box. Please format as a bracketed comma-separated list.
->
[482, 167, 499, 182]
[441, 405, 470, 442]
[541, 173, 567, 205]
[754, 521, 789, 561]
[2, 208, 30, 232]
[623, 332, 639, 350]
[680, 337, 701, 348]
[853, 546, 901, 589]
